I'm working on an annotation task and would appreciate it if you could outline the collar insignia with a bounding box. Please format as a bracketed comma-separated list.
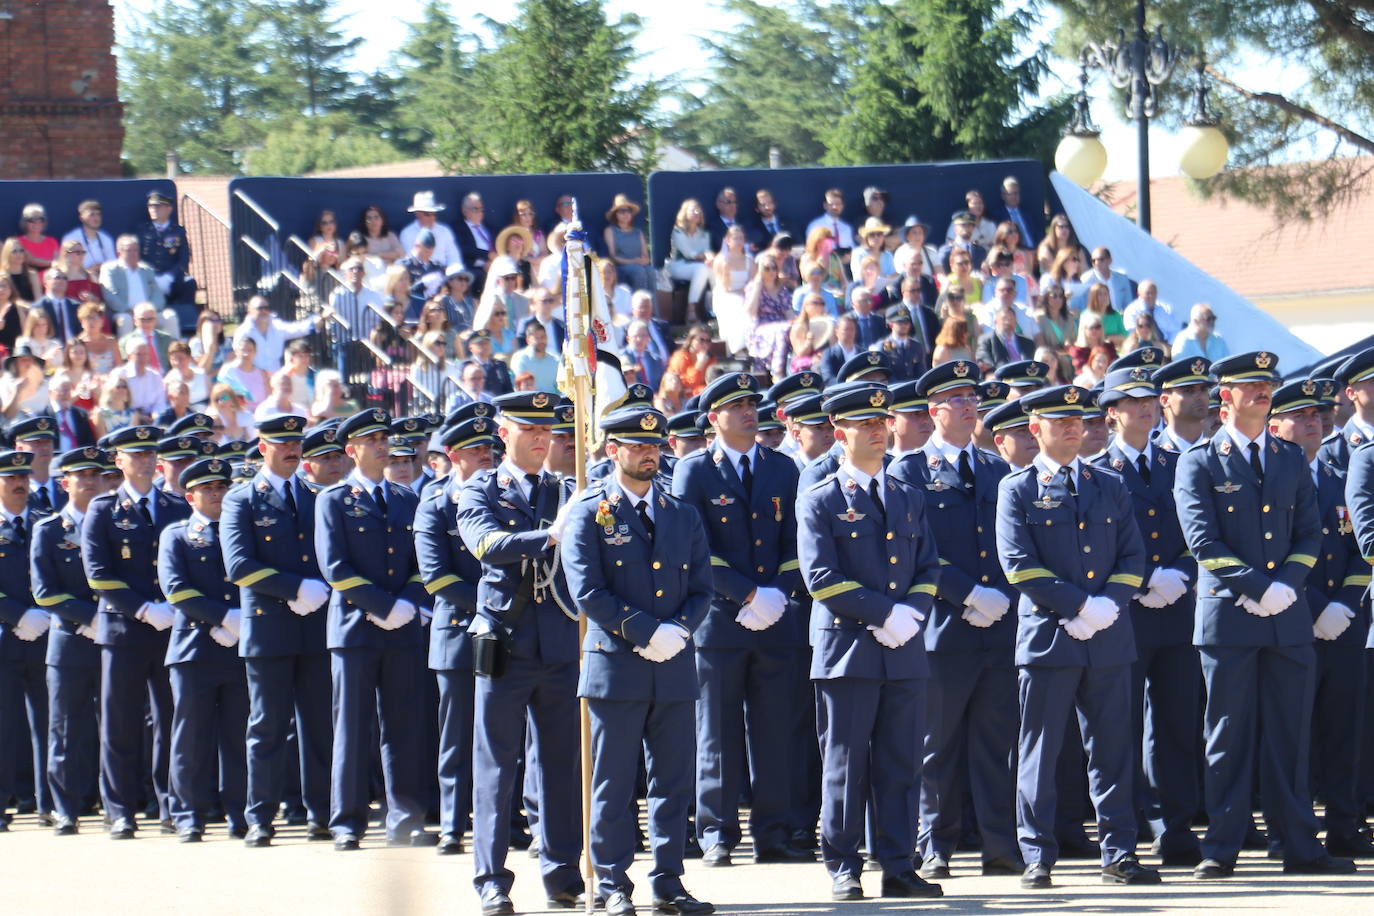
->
[1219, 440, 1232, 455]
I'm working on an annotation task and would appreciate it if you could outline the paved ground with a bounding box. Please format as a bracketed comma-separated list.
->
[4, 811, 1372, 914]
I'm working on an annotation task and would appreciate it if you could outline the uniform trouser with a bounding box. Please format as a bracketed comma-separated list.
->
[435, 667, 475, 839]
[0, 652, 50, 818]
[329, 645, 426, 839]
[1360, 648, 1374, 811]
[919, 651, 1018, 862]
[100, 642, 173, 824]
[168, 660, 249, 832]
[471, 655, 581, 898]
[694, 646, 793, 852]
[788, 647, 821, 837]
[1312, 642, 1367, 841]
[1054, 723, 1090, 842]
[46, 663, 99, 821]
[1016, 664, 1136, 868]
[815, 676, 924, 880]
[587, 696, 694, 901]
[1131, 642, 1202, 853]
[1198, 644, 1324, 864]
[244, 652, 332, 830]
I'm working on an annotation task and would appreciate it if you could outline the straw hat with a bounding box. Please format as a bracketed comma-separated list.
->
[494, 224, 534, 256]
[605, 194, 641, 221]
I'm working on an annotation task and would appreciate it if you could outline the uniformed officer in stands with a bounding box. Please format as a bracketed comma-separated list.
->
[561, 404, 716, 916]
[416, 414, 495, 856]
[995, 385, 1158, 889]
[315, 408, 433, 851]
[671, 372, 809, 866]
[159, 457, 248, 842]
[1093, 366, 1202, 865]
[81, 424, 190, 839]
[457, 391, 583, 916]
[0, 450, 50, 831]
[796, 381, 943, 902]
[984, 399, 1037, 471]
[1174, 351, 1356, 878]
[1319, 347, 1374, 470]
[31, 447, 105, 834]
[889, 360, 1021, 878]
[138, 191, 194, 305]
[1151, 357, 1213, 454]
[220, 415, 333, 847]
[1269, 379, 1374, 857]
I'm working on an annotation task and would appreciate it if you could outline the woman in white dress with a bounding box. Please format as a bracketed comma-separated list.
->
[711, 225, 755, 355]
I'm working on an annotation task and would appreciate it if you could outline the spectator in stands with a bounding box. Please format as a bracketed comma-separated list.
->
[993, 221, 1033, 269]
[62, 199, 116, 269]
[449, 359, 494, 407]
[110, 336, 167, 416]
[656, 370, 687, 416]
[537, 224, 567, 292]
[254, 372, 308, 423]
[76, 300, 117, 374]
[190, 311, 231, 377]
[980, 245, 1030, 311]
[233, 294, 320, 372]
[603, 194, 654, 295]
[369, 299, 413, 407]
[509, 199, 547, 266]
[709, 186, 742, 251]
[998, 177, 1038, 249]
[887, 274, 941, 352]
[975, 302, 1035, 372]
[931, 314, 975, 366]
[494, 224, 534, 292]
[357, 204, 405, 265]
[1036, 213, 1088, 276]
[846, 287, 886, 350]
[216, 335, 270, 410]
[881, 246, 937, 313]
[1171, 303, 1229, 361]
[59, 340, 99, 411]
[164, 339, 209, 407]
[100, 233, 170, 336]
[792, 261, 837, 317]
[667, 199, 712, 320]
[1045, 248, 1087, 304]
[206, 381, 254, 442]
[307, 369, 354, 424]
[17, 307, 61, 364]
[1121, 279, 1183, 343]
[3, 237, 40, 302]
[0, 344, 48, 417]
[666, 324, 715, 398]
[414, 298, 456, 362]
[937, 211, 989, 275]
[455, 192, 496, 289]
[56, 240, 100, 304]
[862, 186, 892, 234]
[940, 247, 982, 302]
[273, 339, 314, 407]
[820, 314, 862, 383]
[765, 232, 800, 290]
[157, 378, 193, 427]
[946, 190, 998, 249]
[326, 257, 385, 341]
[32, 268, 81, 345]
[894, 218, 938, 280]
[44, 372, 95, 449]
[400, 191, 462, 271]
[787, 292, 835, 373]
[1120, 310, 1172, 360]
[1034, 345, 1071, 386]
[745, 252, 794, 378]
[464, 329, 512, 396]
[120, 302, 175, 370]
[1073, 343, 1115, 388]
[92, 374, 134, 438]
[615, 291, 670, 362]
[472, 274, 520, 356]
[598, 259, 632, 322]
[878, 306, 927, 381]
[937, 283, 980, 349]
[850, 219, 895, 284]
[137, 191, 195, 306]
[1034, 281, 1076, 355]
[0, 274, 26, 353]
[308, 209, 344, 274]
[806, 188, 856, 259]
[439, 265, 477, 337]
[519, 286, 567, 357]
[549, 193, 576, 233]
[17, 204, 58, 273]
[1080, 246, 1133, 311]
[979, 275, 1037, 341]
[1069, 312, 1115, 372]
[510, 322, 560, 391]
[1079, 282, 1126, 345]
[748, 189, 792, 253]
[712, 225, 755, 354]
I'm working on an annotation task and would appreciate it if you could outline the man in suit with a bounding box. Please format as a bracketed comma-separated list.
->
[1079, 247, 1135, 312]
[100, 234, 172, 337]
[454, 193, 496, 293]
[1174, 351, 1356, 878]
[315, 409, 433, 851]
[1093, 367, 1203, 865]
[747, 188, 792, 252]
[516, 287, 568, 357]
[936, 212, 989, 274]
[996, 384, 1159, 889]
[220, 416, 333, 847]
[137, 191, 195, 306]
[671, 373, 810, 869]
[32, 269, 82, 346]
[846, 288, 888, 350]
[0, 450, 51, 831]
[975, 303, 1035, 373]
[561, 405, 716, 916]
[819, 315, 862, 385]
[796, 382, 943, 902]
[709, 187, 743, 252]
[42, 376, 97, 453]
[621, 320, 666, 392]
[119, 302, 177, 373]
[998, 177, 1040, 249]
[158, 457, 248, 842]
[888, 361, 1021, 878]
[10, 417, 65, 519]
[1269, 380, 1374, 858]
[80, 424, 191, 838]
[31, 447, 105, 834]
[614, 291, 674, 363]
[1318, 347, 1374, 471]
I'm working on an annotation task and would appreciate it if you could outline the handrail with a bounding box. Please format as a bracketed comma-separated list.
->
[239, 235, 272, 263]
[181, 193, 228, 230]
[232, 189, 280, 233]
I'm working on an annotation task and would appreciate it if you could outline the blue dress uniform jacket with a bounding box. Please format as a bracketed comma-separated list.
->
[0, 508, 50, 820]
[1307, 461, 1369, 642]
[1174, 431, 1321, 647]
[1346, 442, 1374, 648]
[996, 463, 1144, 668]
[1317, 423, 1368, 471]
[221, 472, 325, 658]
[158, 518, 239, 666]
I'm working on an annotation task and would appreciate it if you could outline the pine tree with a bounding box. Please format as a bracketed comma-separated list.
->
[260, 0, 364, 118]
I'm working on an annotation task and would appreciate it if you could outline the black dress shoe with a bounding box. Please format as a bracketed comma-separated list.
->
[228, 824, 247, 840]
[1283, 854, 1357, 875]
[334, 833, 360, 851]
[159, 818, 177, 835]
[16, 798, 36, 814]
[981, 856, 1024, 875]
[1193, 858, 1234, 879]
[306, 821, 332, 841]
[605, 889, 637, 916]
[479, 889, 516, 916]
[109, 818, 136, 840]
[547, 888, 585, 909]
[437, 833, 464, 855]
[1021, 863, 1052, 889]
[1160, 848, 1203, 867]
[919, 854, 950, 879]
[244, 825, 272, 847]
[179, 829, 203, 843]
[36, 812, 55, 827]
[1103, 853, 1162, 885]
[701, 844, 732, 867]
[881, 870, 943, 898]
[754, 844, 813, 863]
[653, 891, 715, 914]
[1327, 833, 1374, 858]
[830, 874, 863, 901]
[53, 818, 79, 836]
[790, 828, 818, 850]
[402, 829, 440, 847]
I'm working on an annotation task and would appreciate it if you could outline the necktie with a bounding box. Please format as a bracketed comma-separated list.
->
[1061, 466, 1077, 498]
[637, 501, 655, 541]
[1004, 334, 1019, 360]
[1136, 453, 1151, 485]
[526, 473, 542, 512]
[138, 496, 153, 525]
[957, 450, 976, 490]
[34, 484, 51, 513]
[868, 479, 886, 522]
[209, 521, 219, 537]
[1248, 442, 1264, 482]
[373, 485, 386, 516]
[12, 514, 25, 543]
[146, 333, 161, 371]
[739, 454, 753, 495]
[283, 480, 297, 517]
[59, 411, 73, 447]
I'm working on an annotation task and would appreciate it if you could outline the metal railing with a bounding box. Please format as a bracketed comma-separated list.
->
[178, 192, 231, 324]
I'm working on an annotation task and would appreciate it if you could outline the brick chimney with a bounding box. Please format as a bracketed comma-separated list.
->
[0, 1, 124, 179]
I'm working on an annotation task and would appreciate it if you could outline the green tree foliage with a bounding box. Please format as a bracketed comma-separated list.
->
[259, 0, 364, 118]
[388, 0, 479, 161]
[244, 117, 406, 176]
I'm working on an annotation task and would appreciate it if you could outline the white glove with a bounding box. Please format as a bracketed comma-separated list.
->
[1236, 595, 1270, 617]
[1136, 589, 1169, 609]
[633, 644, 669, 663]
[419, 605, 434, 624]
[219, 607, 241, 641]
[366, 611, 397, 630]
[1059, 615, 1096, 640]
[1076, 596, 1119, 632]
[384, 599, 417, 629]
[750, 586, 787, 623]
[12, 609, 51, 641]
[154, 273, 173, 296]
[1260, 581, 1298, 616]
[965, 585, 1010, 622]
[76, 624, 98, 641]
[961, 606, 996, 628]
[647, 623, 689, 661]
[734, 604, 769, 631]
[867, 624, 901, 648]
[881, 603, 926, 647]
[208, 625, 237, 648]
[139, 601, 175, 632]
[1314, 601, 1356, 641]
[1150, 567, 1191, 604]
[287, 598, 311, 616]
[295, 579, 330, 612]
[547, 498, 576, 544]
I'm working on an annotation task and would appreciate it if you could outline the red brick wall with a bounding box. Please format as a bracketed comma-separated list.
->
[0, 1, 123, 179]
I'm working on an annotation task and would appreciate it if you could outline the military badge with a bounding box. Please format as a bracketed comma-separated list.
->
[1219, 440, 1232, 455]
[1255, 352, 1272, 369]
[800, 373, 815, 388]
[254, 516, 277, 527]
[1064, 388, 1080, 404]
[868, 391, 885, 408]
[953, 361, 970, 377]
[1301, 380, 1316, 396]
[1112, 457, 1124, 470]
[595, 500, 614, 528]
[640, 414, 658, 431]
[1190, 359, 1206, 376]
[532, 392, 549, 408]
[771, 496, 782, 522]
[1337, 506, 1353, 535]
[1141, 349, 1157, 363]
[1032, 497, 1061, 510]
[712, 494, 735, 506]
[838, 508, 866, 522]
[1214, 481, 1241, 494]
[866, 353, 880, 366]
